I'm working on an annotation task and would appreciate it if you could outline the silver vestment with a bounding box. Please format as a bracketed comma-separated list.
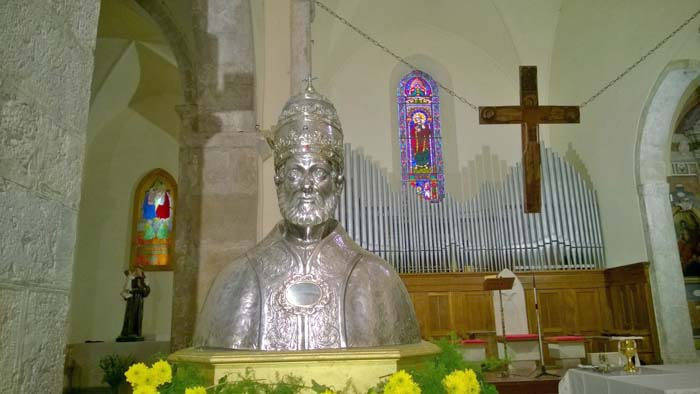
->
[194, 221, 421, 350]
[193, 81, 421, 350]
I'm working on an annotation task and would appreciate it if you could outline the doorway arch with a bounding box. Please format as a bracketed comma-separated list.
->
[635, 59, 700, 363]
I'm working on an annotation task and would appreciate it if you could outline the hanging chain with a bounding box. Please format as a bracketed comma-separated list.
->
[314, 0, 479, 111]
[315, 0, 700, 111]
[580, 8, 700, 108]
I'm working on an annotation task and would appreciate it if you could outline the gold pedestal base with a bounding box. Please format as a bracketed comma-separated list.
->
[169, 341, 440, 392]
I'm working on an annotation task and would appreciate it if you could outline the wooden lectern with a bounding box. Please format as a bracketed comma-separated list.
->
[483, 276, 515, 291]
[483, 275, 514, 376]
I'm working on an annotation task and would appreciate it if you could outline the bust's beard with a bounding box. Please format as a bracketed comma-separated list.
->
[278, 189, 337, 227]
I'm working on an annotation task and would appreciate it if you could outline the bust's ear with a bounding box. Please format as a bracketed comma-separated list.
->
[274, 172, 283, 185]
[335, 174, 345, 194]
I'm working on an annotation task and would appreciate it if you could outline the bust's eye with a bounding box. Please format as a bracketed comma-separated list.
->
[287, 168, 302, 180]
[312, 168, 328, 180]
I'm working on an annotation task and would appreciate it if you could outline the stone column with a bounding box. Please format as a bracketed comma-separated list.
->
[638, 182, 697, 363]
[290, 0, 313, 94]
[0, 2, 100, 392]
[171, 0, 261, 350]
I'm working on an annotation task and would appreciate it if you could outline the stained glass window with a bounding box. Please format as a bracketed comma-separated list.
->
[398, 70, 445, 202]
[130, 169, 176, 271]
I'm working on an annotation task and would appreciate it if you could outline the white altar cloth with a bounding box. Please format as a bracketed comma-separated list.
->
[559, 364, 700, 394]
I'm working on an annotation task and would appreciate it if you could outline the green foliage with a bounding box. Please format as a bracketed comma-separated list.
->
[480, 357, 510, 373]
[147, 352, 170, 364]
[98, 354, 135, 388]
[310, 379, 336, 393]
[159, 363, 209, 394]
[159, 366, 345, 394]
[140, 341, 501, 394]
[402, 337, 498, 394]
[213, 369, 306, 393]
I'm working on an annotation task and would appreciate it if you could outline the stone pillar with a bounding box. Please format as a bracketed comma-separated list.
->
[290, 0, 313, 94]
[638, 182, 697, 363]
[0, 2, 100, 392]
[171, 0, 261, 350]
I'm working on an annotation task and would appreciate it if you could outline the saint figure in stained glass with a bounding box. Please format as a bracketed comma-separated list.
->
[398, 70, 445, 202]
[131, 169, 176, 271]
[411, 111, 432, 170]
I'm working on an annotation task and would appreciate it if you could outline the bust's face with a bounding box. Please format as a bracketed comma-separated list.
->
[276, 153, 342, 227]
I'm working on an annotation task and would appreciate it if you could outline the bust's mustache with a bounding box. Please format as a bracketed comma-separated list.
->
[278, 189, 336, 226]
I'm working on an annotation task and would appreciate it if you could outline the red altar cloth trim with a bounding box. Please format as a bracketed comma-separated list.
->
[544, 335, 585, 342]
[460, 339, 487, 345]
[497, 334, 539, 342]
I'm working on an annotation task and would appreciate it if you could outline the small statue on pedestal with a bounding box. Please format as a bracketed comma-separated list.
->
[117, 267, 150, 342]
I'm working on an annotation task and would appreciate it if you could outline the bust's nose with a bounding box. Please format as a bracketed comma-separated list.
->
[301, 176, 313, 193]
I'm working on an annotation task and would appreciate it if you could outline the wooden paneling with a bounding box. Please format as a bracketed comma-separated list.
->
[452, 292, 495, 335]
[604, 263, 661, 364]
[428, 293, 452, 336]
[574, 290, 602, 334]
[400, 262, 661, 363]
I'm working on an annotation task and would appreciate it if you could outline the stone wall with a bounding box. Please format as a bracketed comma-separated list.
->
[0, 2, 99, 392]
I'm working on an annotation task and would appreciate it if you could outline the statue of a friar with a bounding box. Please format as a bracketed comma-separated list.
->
[194, 82, 421, 350]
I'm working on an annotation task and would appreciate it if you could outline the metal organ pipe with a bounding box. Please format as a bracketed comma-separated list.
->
[333, 145, 605, 273]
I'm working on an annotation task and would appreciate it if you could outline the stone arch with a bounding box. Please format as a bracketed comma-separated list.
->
[635, 59, 700, 363]
[135, 0, 196, 104]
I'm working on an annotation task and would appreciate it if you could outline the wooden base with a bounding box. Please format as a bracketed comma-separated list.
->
[168, 341, 440, 393]
[485, 369, 561, 394]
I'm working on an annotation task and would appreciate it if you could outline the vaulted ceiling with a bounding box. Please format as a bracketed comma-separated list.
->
[89, 0, 184, 141]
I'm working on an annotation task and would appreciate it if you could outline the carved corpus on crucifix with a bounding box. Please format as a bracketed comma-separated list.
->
[479, 66, 580, 213]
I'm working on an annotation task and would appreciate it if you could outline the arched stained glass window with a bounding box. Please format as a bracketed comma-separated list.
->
[130, 169, 177, 271]
[398, 70, 445, 202]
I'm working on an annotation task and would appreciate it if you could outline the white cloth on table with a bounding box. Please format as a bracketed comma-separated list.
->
[559, 365, 700, 394]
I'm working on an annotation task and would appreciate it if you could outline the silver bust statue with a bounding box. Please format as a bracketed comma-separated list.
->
[194, 82, 421, 350]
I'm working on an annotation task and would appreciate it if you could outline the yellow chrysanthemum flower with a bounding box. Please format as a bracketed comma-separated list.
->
[442, 369, 480, 394]
[320, 390, 335, 394]
[384, 370, 420, 394]
[125, 363, 150, 387]
[133, 385, 159, 394]
[151, 360, 172, 385]
[140, 368, 159, 388]
[185, 386, 207, 394]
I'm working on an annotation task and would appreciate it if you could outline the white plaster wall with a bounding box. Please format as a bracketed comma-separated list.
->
[256, 0, 700, 269]
[548, 0, 700, 266]
[0, 2, 100, 392]
[257, 0, 564, 237]
[69, 107, 178, 344]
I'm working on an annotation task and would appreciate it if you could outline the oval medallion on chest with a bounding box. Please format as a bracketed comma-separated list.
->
[285, 282, 322, 307]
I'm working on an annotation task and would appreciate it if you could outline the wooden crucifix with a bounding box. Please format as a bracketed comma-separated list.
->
[479, 66, 580, 213]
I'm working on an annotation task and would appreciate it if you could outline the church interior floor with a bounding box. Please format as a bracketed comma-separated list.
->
[484, 369, 561, 394]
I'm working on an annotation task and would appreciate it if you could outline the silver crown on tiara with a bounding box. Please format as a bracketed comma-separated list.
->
[268, 81, 344, 169]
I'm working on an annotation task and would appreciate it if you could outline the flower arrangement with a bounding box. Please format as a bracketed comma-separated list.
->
[382, 370, 421, 394]
[120, 339, 497, 394]
[125, 360, 173, 393]
[442, 369, 480, 394]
